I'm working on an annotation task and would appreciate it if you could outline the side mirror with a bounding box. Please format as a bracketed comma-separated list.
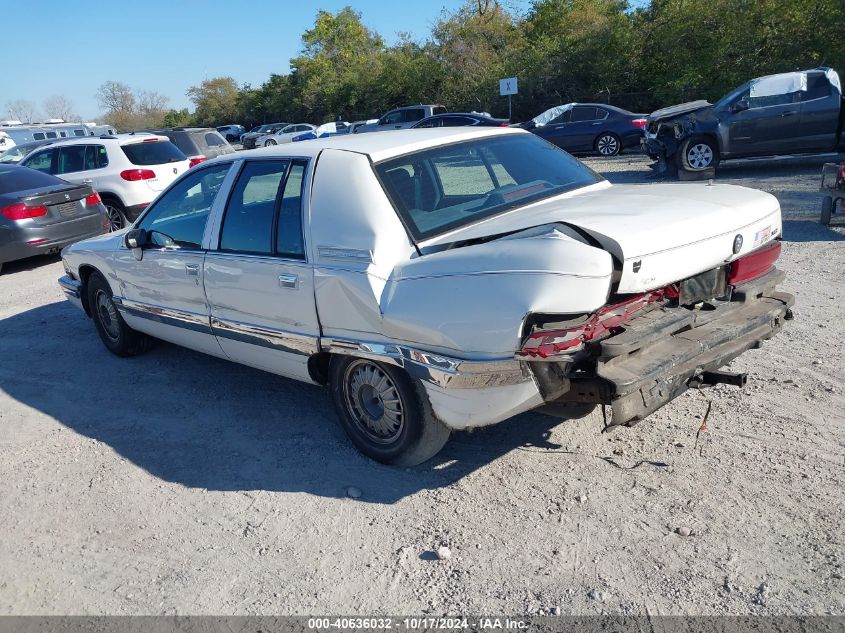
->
[125, 228, 148, 249]
[732, 98, 749, 113]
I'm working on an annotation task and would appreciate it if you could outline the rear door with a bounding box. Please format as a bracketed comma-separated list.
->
[566, 106, 605, 150]
[203, 158, 319, 382]
[797, 71, 840, 151]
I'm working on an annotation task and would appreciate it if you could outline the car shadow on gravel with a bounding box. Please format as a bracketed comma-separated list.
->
[0, 301, 579, 504]
[782, 219, 845, 242]
[0, 253, 61, 274]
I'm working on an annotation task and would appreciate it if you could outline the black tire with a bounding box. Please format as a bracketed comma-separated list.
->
[821, 196, 833, 226]
[101, 196, 127, 232]
[265, 139, 277, 146]
[595, 132, 621, 157]
[87, 272, 152, 357]
[678, 136, 719, 171]
[329, 356, 451, 466]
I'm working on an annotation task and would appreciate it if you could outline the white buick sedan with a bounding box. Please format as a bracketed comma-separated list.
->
[58, 128, 793, 465]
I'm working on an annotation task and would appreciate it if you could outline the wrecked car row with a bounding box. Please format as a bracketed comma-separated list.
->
[644, 67, 844, 173]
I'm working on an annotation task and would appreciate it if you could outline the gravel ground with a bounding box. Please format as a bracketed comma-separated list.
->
[0, 153, 843, 616]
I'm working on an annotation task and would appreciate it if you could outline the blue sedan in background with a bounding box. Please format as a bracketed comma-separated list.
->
[521, 103, 647, 156]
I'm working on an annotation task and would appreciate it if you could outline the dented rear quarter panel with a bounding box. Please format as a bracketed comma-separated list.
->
[309, 149, 614, 359]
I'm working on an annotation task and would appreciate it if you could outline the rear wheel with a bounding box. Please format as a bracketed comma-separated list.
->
[678, 136, 719, 171]
[329, 356, 450, 466]
[87, 272, 152, 357]
[821, 196, 833, 226]
[595, 133, 621, 157]
[102, 197, 127, 232]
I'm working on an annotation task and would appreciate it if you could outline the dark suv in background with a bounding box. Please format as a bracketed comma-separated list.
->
[144, 127, 234, 167]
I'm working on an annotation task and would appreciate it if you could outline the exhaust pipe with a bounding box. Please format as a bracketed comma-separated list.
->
[689, 370, 748, 388]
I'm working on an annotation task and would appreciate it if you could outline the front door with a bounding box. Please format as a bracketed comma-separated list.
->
[725, 89, 803, 156]
[203, 158, 320, 383]
[113, 162, 234, 357]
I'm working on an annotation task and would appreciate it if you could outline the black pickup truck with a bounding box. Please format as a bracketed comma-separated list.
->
[643, 68, 845, 173]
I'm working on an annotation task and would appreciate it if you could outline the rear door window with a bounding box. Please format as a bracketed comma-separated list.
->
[802, 73, 832, 101]
[56, 145, 87, 174]
[571, 107, 599, 122]
[203, 132, 226, 147]
[219, 160, 289, 255]
[84, 145, 108, 170]
[402, 108, 426, 123]
[441, 116, 474, 127]
[121, 140, 186, 165]
[381, 111, 403, 125]
[277, 161, 306, 258]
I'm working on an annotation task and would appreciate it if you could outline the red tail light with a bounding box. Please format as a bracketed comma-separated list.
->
[1, 202, 48, 220]
[85, 191, 102, 206]
[838, 162, 845, 180]
[631, 118, 647, 129]
[728, 241, 781, 285]
[499, 123, 510, 127]
[120, 169, 156, 181]
[188, 156, 207, 168]
[518, 285, 678, 359]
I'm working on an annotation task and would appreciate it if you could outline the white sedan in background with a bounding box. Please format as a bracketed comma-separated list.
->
[256, 123, 316, 147]
[57, 128, 793, 465]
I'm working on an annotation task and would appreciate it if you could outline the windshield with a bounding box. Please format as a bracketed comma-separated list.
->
[715, 81, 751, 108]
[376, 134, 602, 241]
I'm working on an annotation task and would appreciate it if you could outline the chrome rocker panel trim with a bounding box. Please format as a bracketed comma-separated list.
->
[112, 297, 212, 334]
[210, 316, 319, 356]
[321, 337, 533, 389]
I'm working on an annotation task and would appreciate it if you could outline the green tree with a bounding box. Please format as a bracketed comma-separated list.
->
[186, 76, 240, 125]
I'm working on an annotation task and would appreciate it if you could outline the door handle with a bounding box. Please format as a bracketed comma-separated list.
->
[185, 264, 199, 276]
[781, 111, 797, 117]
[278, 273, 298, 289]
[82, 179, 93, 184]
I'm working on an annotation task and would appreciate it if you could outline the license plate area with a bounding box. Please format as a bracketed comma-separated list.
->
[55, 201, 77, 218]
[679, 266, 727, 305]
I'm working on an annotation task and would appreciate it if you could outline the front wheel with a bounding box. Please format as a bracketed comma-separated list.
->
[678, 136, 719, 171]
[265, 139, 277, 146]
[87, 272, 152, 357]
[595, 133, 621, 157]
[329, 356, 451, 466]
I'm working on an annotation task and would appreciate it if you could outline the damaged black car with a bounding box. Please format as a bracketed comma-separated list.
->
[643, 68, 845, 174]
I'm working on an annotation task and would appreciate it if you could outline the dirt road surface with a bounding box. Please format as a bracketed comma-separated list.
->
[1, 154, 843, 616]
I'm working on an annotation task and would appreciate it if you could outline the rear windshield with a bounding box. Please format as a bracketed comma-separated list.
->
[121, 140, 186, 165]
[163, 133, 197, 156]
[0, 166, 62, 194]
[375, 134, 602, 240]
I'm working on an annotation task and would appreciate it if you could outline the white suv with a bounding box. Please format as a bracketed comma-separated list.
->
[19, 133, 190, 231]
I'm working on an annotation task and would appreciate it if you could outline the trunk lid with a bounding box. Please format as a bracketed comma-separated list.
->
[418, 182, 782, 294]
[19, 183, 100, 226]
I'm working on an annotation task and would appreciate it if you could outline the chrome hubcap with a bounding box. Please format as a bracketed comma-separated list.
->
[343, 360, 404, 444]
[597, 135, 618, 155]
[95, 290, 120, 342]
[105, 205, 123, 232]
[687, 143, 714, 169]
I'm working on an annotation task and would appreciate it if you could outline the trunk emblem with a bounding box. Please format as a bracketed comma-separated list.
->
[64, 194, 70, 200]
[632, 260, 642, 273]
[733, 234, 743, 254]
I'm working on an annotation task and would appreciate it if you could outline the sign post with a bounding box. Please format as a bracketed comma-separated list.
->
[499, 76, 518, 121]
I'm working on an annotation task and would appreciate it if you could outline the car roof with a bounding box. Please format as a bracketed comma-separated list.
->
[224, 127, 526, 163]
[31, 132, 169, 147]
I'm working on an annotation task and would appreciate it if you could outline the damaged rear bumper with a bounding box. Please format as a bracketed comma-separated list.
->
[536, 269, 794, 426]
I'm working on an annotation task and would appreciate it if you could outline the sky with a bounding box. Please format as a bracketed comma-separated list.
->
[2, 0, 474, 122]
